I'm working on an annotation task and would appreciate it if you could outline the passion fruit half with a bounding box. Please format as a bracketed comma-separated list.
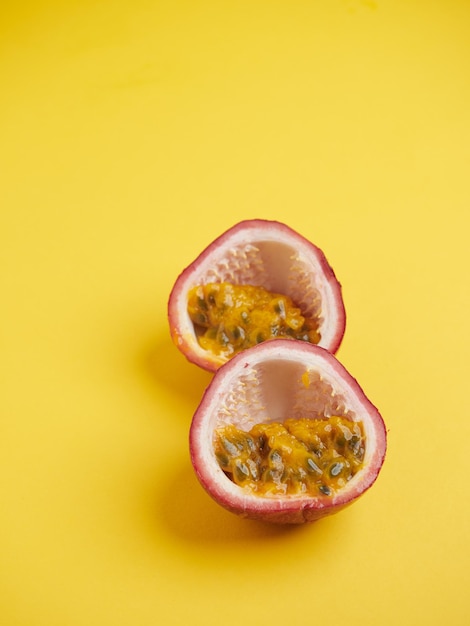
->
[190, 339, 386, 524]
[168, 219, 345, 372]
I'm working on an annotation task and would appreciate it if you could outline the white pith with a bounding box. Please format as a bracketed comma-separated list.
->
[191, 341, 386, 512]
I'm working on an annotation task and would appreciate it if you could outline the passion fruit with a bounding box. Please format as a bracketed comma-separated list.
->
[189, 339, 386, 524]
[168, 219, 345, 372]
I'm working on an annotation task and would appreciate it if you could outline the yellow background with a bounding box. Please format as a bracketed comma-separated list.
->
[1, 1, 469, 625]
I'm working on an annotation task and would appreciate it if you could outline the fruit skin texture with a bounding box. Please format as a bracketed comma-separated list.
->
[189, 339, 387, 524]
[168, 219, 346, 372]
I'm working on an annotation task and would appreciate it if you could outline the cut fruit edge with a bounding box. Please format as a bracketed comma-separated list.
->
[189, 340, 387, 524]
[168, 219, 346, 372]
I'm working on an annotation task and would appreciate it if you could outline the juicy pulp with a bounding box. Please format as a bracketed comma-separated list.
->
[214, 416, 365, 497]
[187, 282, 321, 359]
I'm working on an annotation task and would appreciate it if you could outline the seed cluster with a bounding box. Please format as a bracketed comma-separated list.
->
[214, 416, 365, 497]
[187, 282, 321, 358]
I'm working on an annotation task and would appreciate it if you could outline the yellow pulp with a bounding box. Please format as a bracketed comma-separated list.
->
[187, 283, 321, 358]
[214, 417, 365, 497]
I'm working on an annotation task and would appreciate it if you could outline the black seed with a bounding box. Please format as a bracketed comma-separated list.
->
[246, 436, 256, 451]
[270, 450, 282, 464]
[307, 457, 322, 474]
[263, 469, 276, 483]
[329, 462, 343, 477]
[196, 312, 208, 325]
[319, 484, 331, 496]
[219, 331, 230, 345]
[197, 297, 208, 310]
[349, 436, 363, 456]
[215, 453, 229, 469]
[274, 300, 286, 318]
[235, 461, 250, 481]
[208, 293, 216, 306]
[231, 326, 245, 341]
[256, 333, 265, 344]
[222, 438, 238, 456]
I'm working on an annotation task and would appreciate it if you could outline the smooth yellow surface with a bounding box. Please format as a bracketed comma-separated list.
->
[1, 1, 469, 625]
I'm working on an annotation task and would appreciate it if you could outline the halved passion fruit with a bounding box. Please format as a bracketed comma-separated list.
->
[190, 339, 386, 524]
[168, 219, 345, 372]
